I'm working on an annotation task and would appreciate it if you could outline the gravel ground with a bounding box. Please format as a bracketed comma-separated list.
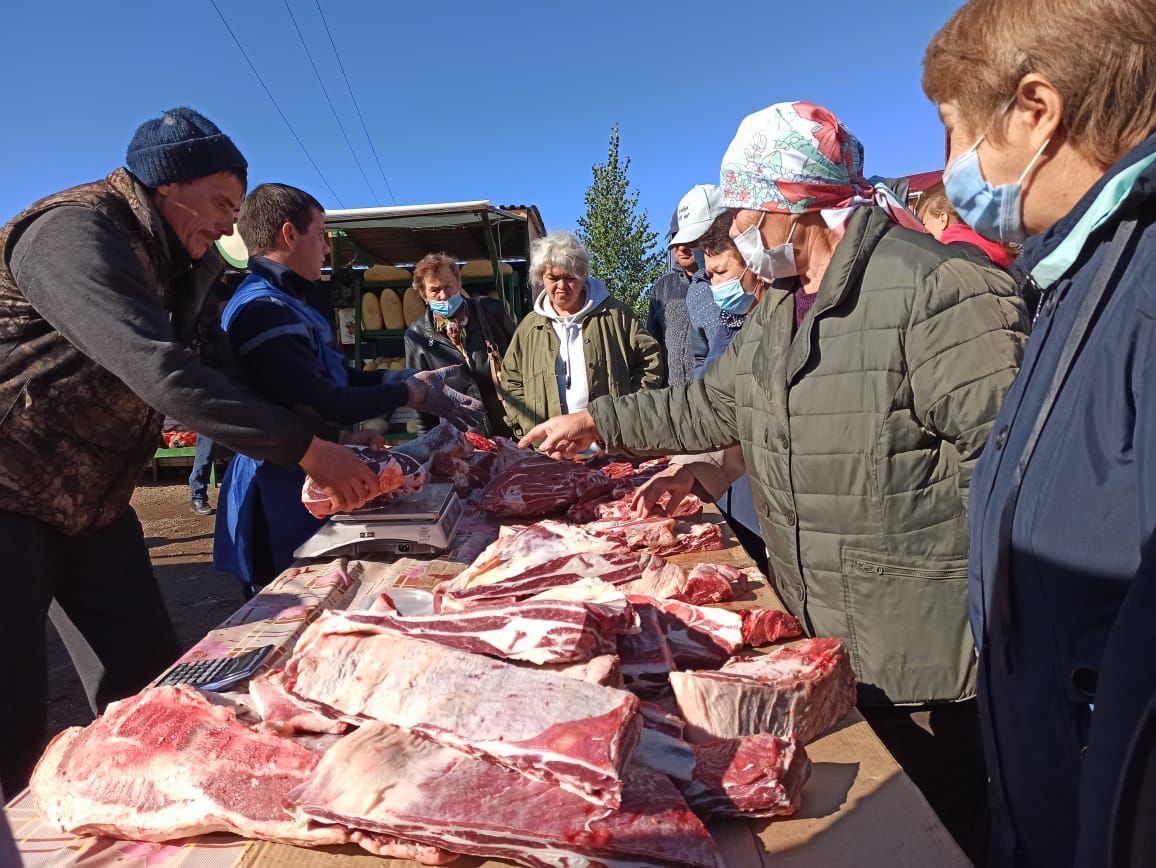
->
[44, 475, 247, 737]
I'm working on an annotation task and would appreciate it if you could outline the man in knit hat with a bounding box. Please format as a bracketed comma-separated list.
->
[0, 107, 385, 794]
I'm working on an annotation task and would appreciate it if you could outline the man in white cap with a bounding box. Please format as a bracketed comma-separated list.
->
[644, 184, 725, 384]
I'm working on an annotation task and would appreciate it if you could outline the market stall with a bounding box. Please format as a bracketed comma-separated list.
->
[8, 485, 971, 868]
[324, 201, 544, 374]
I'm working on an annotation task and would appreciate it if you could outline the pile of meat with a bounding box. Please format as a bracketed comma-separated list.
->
[468, 442, 727, 559]
[31, 524, 854, 866]
[33, 447, 859, 866]
[304, 423, 726, 565]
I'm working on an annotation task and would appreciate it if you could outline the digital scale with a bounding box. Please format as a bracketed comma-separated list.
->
[293, 482, 463, 559]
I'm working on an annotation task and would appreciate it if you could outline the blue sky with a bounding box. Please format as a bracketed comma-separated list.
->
[1, 0, 960, 241]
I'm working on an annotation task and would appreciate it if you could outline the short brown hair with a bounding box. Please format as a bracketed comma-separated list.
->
[237, 183, 323, 255]
[915, 182, 957, 224]
[922, 0, 1156, 168]
[413, 253, 461, 296]
[698, 211, 737, 256]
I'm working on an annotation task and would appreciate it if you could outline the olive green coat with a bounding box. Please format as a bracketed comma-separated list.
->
[591, 208, 1030, 705]
[501, 296, 663, 437]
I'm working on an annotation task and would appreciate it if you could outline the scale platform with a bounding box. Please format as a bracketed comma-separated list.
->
[294, 483, 463, 559]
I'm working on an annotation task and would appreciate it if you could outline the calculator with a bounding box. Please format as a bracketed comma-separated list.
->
[155, 645, 275, 692]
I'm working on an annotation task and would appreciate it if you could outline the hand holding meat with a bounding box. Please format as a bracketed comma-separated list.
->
[405, 365, 484, 431]
[297, 437, 380, 514]
[632, 463, 696, 518]
[301, 447, 425, 518]
[518, 410, 599, 458]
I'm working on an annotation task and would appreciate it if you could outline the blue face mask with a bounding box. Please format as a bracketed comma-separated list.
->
[943, 134, 1051, 244]
[711, 268, 756, 315]
[428, 293, 464, 318]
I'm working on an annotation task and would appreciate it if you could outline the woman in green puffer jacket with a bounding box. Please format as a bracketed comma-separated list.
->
[521, 101, 1029, 862]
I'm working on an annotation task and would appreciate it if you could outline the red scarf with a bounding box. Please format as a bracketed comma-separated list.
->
[941, 223, 1014, 269]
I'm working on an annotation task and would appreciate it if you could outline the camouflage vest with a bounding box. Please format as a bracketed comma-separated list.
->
[0, 168, 210, 534]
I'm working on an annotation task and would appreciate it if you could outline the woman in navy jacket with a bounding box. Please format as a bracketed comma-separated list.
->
[923, 2, 1156, 866]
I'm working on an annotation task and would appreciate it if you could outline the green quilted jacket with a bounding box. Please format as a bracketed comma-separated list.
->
[591, 207, 1030, 705]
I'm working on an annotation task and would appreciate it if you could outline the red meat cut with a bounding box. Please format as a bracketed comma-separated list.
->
[478, 454, 616, 518]
[581, 515, 723, 558]
[463, 431, 497, 452]
[248, 668, 349, 736]
[652, 597, 745, 669]
[336, 590, 635, 664]
[29, 686, 454, 863]
[617, 596, 677, 698]
[434, 520, 728, 614]
[574, 491, 705, 523]
[670, 637, 857, 745]
[289, 722, 722, 868]
[283, 612, 642, 808]
[680, 733, 813, 819]
[301, 447, 424, 518]
[393, 419, 473, 464]
[740, 607, 804, 645]
[681, 562, 746, 605]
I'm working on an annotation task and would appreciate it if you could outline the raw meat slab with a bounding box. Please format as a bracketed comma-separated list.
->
[478, 454, 616, 518]
[435, 520, 658, 610]
[284, 613, 641, 807]
[680, 733, 812, 819]
[670, 638, 857, 745]
[29, 686, 453, 864]
[289, 722, 722, 868]
[342, 591, 634, 664]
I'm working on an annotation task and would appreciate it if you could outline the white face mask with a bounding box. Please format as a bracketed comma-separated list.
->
[733, 214, 798, 281]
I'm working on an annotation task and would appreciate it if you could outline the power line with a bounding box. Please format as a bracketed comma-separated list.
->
[313, 0, 398, 204]
[207, 0, 345, 208]
[282, 0, 379, 205]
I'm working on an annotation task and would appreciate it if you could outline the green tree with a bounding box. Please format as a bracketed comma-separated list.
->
[576, 125, 665, 318]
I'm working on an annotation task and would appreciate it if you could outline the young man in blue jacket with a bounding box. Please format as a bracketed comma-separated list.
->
[214, 183, 480, 595]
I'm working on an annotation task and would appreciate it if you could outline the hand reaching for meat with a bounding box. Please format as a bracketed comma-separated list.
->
[631, 463, 697, 518]
[405, 366, 485, 431]
[297, 437, 380, 513]
[518, 410, 599, 459]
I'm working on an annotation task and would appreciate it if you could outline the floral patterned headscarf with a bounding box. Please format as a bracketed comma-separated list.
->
[719, 101, 926, 236]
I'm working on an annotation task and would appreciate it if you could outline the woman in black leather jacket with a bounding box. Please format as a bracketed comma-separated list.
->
[404, 253, 516, 437]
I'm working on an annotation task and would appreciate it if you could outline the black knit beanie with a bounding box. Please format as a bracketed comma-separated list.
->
[126, 107, 247, 188]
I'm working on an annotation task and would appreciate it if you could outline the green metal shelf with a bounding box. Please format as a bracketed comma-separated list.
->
[360, 329, 406, 339]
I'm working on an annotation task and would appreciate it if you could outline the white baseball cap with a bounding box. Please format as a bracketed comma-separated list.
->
[670, 184, 727, 247]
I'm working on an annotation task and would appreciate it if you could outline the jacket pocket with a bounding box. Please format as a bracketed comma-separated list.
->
[840, 546, 976, 705]
[507, 369, 551, 432]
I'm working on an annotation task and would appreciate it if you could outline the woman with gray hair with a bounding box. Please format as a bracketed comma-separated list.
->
[500, 231, 663, 437]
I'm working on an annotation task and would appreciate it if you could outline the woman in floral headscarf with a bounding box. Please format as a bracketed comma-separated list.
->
[520, 101, 1030, 861]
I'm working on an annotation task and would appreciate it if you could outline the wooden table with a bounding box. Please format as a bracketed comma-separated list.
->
[239, 513, 972, 868]
[9, 510, 972, 868]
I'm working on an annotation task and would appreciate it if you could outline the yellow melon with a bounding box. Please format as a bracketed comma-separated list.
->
[403, 286, 426, 325]
[379, 289, 405, 330]
[364, 264, 412, 282]
[361, 290, 383, 331]
[460, 259, 514, 278]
